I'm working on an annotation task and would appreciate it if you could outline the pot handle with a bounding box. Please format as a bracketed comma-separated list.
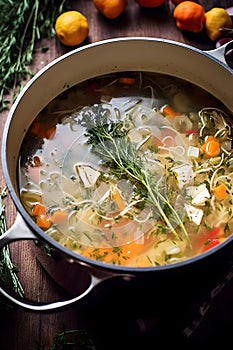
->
[0, 213, 134, 311]
[206, 40, 233, 69]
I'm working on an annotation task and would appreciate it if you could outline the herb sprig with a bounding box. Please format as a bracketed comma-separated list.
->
[50, 329, 96, 350]
[32, 324, 96, 350]
[79, 105, 190, 242]
[0, 0, 65, 111]
[0, 188, 24, 298]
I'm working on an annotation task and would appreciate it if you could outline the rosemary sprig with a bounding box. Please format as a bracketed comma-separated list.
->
[0, 0, 65, 111]
[0, 188, 24, 297]
[50, 329, 96, 350]
[32, 324, 96, 350]
[79, 105, 190, 242]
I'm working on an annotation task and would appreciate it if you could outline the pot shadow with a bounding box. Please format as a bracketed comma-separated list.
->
[32, 241, 233, 348]
[74, 265, 233, 349]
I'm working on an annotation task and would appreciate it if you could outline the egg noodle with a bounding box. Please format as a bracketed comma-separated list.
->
[19, 72, 233, 267]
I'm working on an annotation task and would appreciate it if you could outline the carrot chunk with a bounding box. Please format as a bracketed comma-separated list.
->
[161, 104, 180, 117]
[201, 135, 221, 158]
[32, 203, 47, 216]
[36, 214, 52, 229]
[213, 183, 228, 201]
[110, 185, 125, 211]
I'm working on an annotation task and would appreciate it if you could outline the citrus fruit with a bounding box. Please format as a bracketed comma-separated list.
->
[173, 1, 205, 33]
[93, 0, 128, 19]
[55, 11, 89, 46]
[205, 7, 233, 41]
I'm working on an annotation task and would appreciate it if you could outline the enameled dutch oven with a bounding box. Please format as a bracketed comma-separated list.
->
[0, 37, 233, 311]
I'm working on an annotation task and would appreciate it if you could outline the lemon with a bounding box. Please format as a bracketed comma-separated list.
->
[205, 8, 232, 41]
[55, 11, 89, 46]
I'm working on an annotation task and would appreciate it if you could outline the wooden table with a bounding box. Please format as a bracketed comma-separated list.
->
[0, 0, 232, 349]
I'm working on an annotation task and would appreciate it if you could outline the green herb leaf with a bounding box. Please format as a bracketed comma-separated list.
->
[0, 0, 65, 111]
[80, 106, 190, 242]
[0, 188, 24, 298]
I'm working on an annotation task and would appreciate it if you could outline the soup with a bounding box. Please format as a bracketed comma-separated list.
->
[18, 71, 233, 267]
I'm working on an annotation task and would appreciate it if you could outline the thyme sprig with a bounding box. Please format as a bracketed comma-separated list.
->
[0, 0, 65, 111]
[50, 329, 96, 350]
[32, 324, 96, 350]
[79, 105, 190, 242]
[0, 188, 24, 297]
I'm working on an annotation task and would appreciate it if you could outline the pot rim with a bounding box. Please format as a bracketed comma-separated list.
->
[2, 36, 233, 274]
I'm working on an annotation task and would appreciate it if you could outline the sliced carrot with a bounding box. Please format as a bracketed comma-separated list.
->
[200, 135, 221, 158]
[33, 203, 52, 229]
[36, 214, 52, 229]
[50, 209, 69, 224]
[121, 239, 153, 261]
[81, 235, 155, 266]
[118, 77, 136, 85]
[32, 203, 47, 216]
[161, 104, 180, 117]
[110, 185, 126, 211]
[213, 183, 228, 201]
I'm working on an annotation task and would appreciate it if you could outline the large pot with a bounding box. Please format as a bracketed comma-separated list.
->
[1, 37, 233, 311]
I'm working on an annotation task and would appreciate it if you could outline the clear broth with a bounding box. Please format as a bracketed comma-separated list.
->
[18, 71, 233, 267]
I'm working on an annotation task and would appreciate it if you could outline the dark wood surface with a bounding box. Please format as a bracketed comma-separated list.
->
[0, 0, 232, 349]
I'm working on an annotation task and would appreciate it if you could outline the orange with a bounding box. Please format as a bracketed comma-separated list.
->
[135, 0, 166, 7]
[55, 11, 89, 46]
[93, 0, 128, 19]
[173, 1, 205, 33]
